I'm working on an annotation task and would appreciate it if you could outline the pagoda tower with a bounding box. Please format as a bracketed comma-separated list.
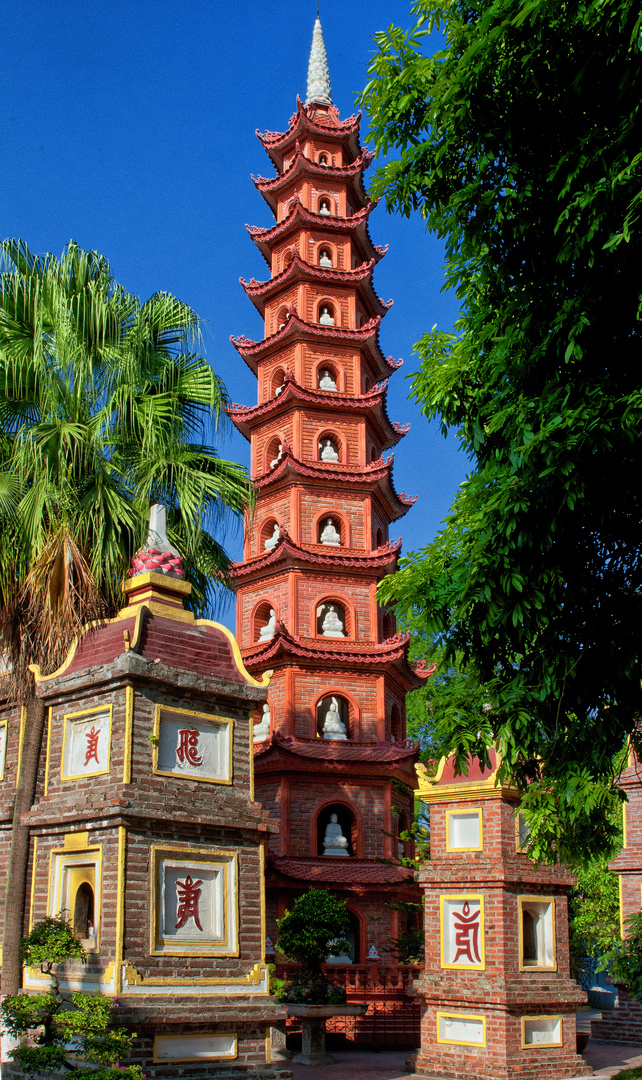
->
[229, 19, 429, 962]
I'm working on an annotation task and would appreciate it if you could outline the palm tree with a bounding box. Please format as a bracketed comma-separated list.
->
[0, 238, 252, 994]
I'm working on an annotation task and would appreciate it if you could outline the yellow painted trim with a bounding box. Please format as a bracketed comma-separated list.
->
[64, 832, 90, 850]
[115, 827, 126, 963]
[623, 802, 627, 848]
[416, 750, 519, 805]
[43, 707, 53, 796]
[16, 705, 26, 787]
[123, 686, 133, 784]
[48, 842, 102, 952]
[0, 717, 7, 782]
[619, 875, 624, 938]
[195, 617, 273, 687]
[446, 807, 483, 852]
[249, 708, 255, 802]
[28, 837, 38, 931]
[152, 1032, 237, 1063]
[436, 1010, 487, 1048]
[153, 704, 234, 785]
[265, 1026, 271, 1065]
[150, 844, 239, 957]
[61, 705, 112, 783]
[122, 571, 192, 598]
[518, 895, 557, 972]
[439, 894, 485, 971]
[260, 840, 266, 965]
[123, 961, 267, 989]
[521, 1015, 563, 1049]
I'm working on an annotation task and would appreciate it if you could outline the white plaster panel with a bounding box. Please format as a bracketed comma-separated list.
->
[523, 1017, 562, 1046]
[448, 811, 481, 850]
[438, 1014, 485, 1046]
[441, 896, 483, 968]
[154, 853, 237, 955]
[62, 710, 111, 779]
[156, 710, 230, 782]
[155, 1034, 236, 1061]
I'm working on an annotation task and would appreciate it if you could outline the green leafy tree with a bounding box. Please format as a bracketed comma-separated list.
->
[0, 239, 252, 994]
[359, 0, 642, 863]
[276, 889, 350, 1004]
[604, 912, 642, 1002]
[569, 858, 621, 985]
[0, 917, 142, 1080]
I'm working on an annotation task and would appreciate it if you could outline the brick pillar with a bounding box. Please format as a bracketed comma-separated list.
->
[591, 748, 642, 1046]
[412, 749, 589, 1080]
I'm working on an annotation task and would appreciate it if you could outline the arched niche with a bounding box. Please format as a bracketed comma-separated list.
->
[253, 600, 276, 644]
[317, 245, 333, 268]
[315, 800, 360, 858]
[316, 693, 350, 739]
[275, 306, 289, 333]
[316, 514, 343, 547]
[317, 195, 333, 216]
[374, 527, 385, 549]
[390, 703, 402, 743]
[316, 362, 339, 392]
[370, 445, 379, 463]
[382, 611, 396, 640]
[265, 435, 284, 472]
[315, 599, 348, 639]
[317, 301, 336, 326]
[326, 908, 363, 965]
[73, 881, 95, 940]
[271, 367, 286, 397]
[317, 431, 342, 463]
[318, 152, 330, 167]
[260, 517, 281, 552]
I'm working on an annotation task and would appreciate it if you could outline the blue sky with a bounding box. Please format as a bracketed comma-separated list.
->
[3, 1, 467, 626]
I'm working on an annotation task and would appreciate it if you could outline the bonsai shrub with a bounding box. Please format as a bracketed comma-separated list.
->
[604, 911, 642, 1001]
[276, 888, 350, 1004]
[0, 916, 142, 1080]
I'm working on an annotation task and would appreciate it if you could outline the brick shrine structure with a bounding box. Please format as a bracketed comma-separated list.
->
[591, 748, 642, 1046]
[411, 749, 589, 1080]
[228, 17, 428, 965]
[0, 526, 290, 1079]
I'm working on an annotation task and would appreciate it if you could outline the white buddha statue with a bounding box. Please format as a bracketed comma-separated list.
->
[321, 605, 345, 638]
[319, 250, 332, 268]
[319, 438, 339, 462]
[323, 813, 349, 855]
[259, 608, 276, 641]
[264, 523, 280, 551]
[270, 444, 283, 469]
[322, 697, 347, 739]
[319, 201, 331, 216]
[318, 368, 337, 391]
[320, 518, 341, 546]
[253, 703, 271, 742]
[319, 305, 334, 325]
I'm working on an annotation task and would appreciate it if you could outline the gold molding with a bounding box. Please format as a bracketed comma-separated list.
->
[123, 686, 133, 784]
[436, 1010, 487, 1048]
[123, 961, 267, 989]
[150, 844, 239, 957]
[521, 1015, 563, 1049]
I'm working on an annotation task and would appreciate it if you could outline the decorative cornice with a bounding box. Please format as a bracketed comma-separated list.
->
[227, 375, 405, 449]
[252, 148, 373, 195]
[266, 853, 415, 887]
[229, 530, 401, 580]
[255, 730, 419, 763]
[239, 253, 392, 321]
[247, 197, 376, 243]
[257, 101, 362, 160]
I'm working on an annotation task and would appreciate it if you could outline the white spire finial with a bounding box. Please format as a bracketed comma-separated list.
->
[306, 16, 332, 106]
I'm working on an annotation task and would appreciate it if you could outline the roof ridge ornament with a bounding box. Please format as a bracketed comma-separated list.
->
[306, 16, 332, 106]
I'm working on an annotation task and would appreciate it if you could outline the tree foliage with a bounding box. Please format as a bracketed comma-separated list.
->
[0, 917, 142, 1080]
[360, 0, 642, 862]
[276, 888, 349, 1004]
[604, 912, 642, 1002]
[569, 856, 621, 984]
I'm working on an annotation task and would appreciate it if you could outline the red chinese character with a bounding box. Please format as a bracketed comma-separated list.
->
[176, 728, 203, 767]
[84, 725, 100, 766]
[452, 901, 481, 964]
[175, 875, 203, 930]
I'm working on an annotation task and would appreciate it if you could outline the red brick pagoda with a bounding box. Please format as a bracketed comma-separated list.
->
[229, 18, 428, 964]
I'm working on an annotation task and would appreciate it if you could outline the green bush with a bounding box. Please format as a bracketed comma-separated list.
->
[611, 1069, 642, 1079]
[603, 912, 642, 1002]
[276, 889, 350, 1004]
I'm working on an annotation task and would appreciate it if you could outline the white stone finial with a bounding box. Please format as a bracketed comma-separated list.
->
[147, 504, 180, 556]
[306, 17, 332, 106]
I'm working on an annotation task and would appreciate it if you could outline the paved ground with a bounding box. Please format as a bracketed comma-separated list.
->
[287, 1040, 642, 1080]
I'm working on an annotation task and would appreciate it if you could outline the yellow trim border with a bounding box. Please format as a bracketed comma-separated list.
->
[61, 705, 112, 783]
[440, 894, 485, 971]
[521, 1015, 563, 1049]
[48, 840, 103, 953]
[150, 844, 239, 957]
[518, 895, 557, 972]
[436, 1010, 487, 1048]
[446, 807, 483, 852]
[0, 717, 7, 782]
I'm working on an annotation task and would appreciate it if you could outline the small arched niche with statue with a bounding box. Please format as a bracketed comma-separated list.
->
[315, 599, 348, 639]
[253, 601, 277, 644]
[315, 802, 358, 858]
[316, 693, 350, 741]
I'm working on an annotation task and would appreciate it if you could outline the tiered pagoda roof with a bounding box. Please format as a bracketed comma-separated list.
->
[257, 98, 363, 169]
[230, 530, 402, 580]
[240, 253, 392, 321]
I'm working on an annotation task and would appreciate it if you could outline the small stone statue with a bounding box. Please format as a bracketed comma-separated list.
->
[320, 518, 341, 546]
[264, 523, 280, 551]
[319, 201, 331, 216]
[319, 305, 334, 325]
[319, 250, 332, 267]
[253, 703, 271, 741]
[323, 813, 349, 855]
[367, 945, 380, 961]
[319, 437, 339, 462]
[321, 606, 345, 638]
[259, 608, 276, 641]
[322, 696, 347, 739]
[318, 368, 337, 391]
[270, 444, 283, 469]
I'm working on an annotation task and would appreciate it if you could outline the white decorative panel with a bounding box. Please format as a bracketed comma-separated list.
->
[155, 1034, 237, 1061]
[523, 1017, 562, 1046]
[441, 895, 484, 968]
[62, 709, 111, 780]
[152, 849, 238, 956]
[0, 721, 6, 781]
[447, 811, 481, 850]
[155, 708, 231, 784]
[438, 1013, 485, 1046]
